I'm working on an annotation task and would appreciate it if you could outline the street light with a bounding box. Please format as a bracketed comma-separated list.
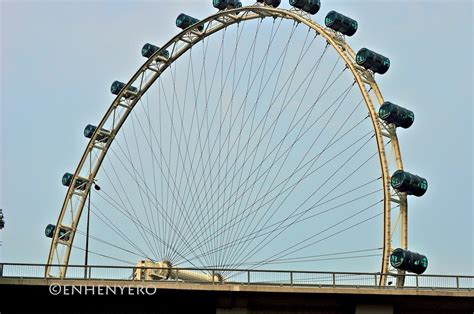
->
[84, 182, 100, 278]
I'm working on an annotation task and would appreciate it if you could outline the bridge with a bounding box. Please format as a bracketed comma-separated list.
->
[1, 263, 472, 313]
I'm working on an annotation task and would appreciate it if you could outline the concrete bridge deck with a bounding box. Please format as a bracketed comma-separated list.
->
[1, 263, 472, 313]
[1, 277, 473, 313]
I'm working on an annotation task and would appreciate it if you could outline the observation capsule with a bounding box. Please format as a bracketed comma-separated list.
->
[213, 0, 242, 10]
[62, 172, 88, 190]
[110, 81, 138, 99]
[141, 43, 170, 59]
[84, 124, 110, 142]
[176, 13, 204, 31]
[379, 102, 414, 129]
[356, 48, 390, 75]
[256, 0, 281, 8]
[289, 0, 321, 15]
[390, 248, 428, 275]
[325, 11, 358, 36]
[390, 170, 427, 197]
[45, 224, 70, 241]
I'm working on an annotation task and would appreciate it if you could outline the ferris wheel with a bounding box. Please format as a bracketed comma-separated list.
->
[45, 0, 428, 286]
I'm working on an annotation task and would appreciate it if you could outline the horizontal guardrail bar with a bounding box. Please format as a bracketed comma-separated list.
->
[0, 263, 472, 290]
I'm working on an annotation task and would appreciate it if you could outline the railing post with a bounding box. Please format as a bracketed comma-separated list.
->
[0, 263, 3, 277]
[212, 270, 215, 285]
[332, 273, 336, 287]
[176, 269, 179, 282]
[247, 270, 250, 285]
[374, 274, 378, 286]
[290, 272, 293, 286]
[456, 276, 459, 290]
[415, 275, 419, 289]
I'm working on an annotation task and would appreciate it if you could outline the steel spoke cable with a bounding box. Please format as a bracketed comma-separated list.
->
[95, 156, 192, 262]
[196, 20, 288, 227]
[92, 181, 201, 266]
[198, 247, 382, 267]
[230, 134, 377, 269]
[181, 29, 228, 262]
[209, 19, 266, 265]
[164, 58, 203, 264]
[218, 22, 247, 268]
[142, 91, 164, 259]
[175, 187, 381, 267]
[155, 75, 169, 259]
[224, 43, 324, 264]
[173, 37, 216, 262]
[166, 47, 195, 262]
[178, 19, 281, 259]
[147, 78, 220, 265]
[205, 23, 248, 267]
[110, 132, 213, 266]
[227, 188, 382, 252]
[164, 23, 246, 258]
[257, 207, 389, 267]
[220, 101, 366, 244]
[225, 74, 354, 264]
[191, 22, 294, 253]
[129, 111, 162, 259]
[182, 134, 378, 263]
[106, 142, 208, 265]
[71, 244, 135, 266]
[221, 22, 307, 259]
[203, 78, 353, 245]
[155, 49, 222, 263]
[205, 253, 383, 268]
[225, 205, 384, 278]
[164, 62, 176, 246]
[100, 145, 192, 264]
[123, 114, 160, 258]
[77, 208, 153, 261]
[188, 58, 346, 243]
[227, 37, 324, 231]
[217, 22, 305, 267]
[163, 54, 201, 261]
[99, 141, 160, 259]
[180, 23, 260, 264]
[76, 229, 151, 262]
[186, 116, 372, 256]
[191, 62, 347, 229]
[222, 28, 316, 264]
[222, 202, 384, 279]
[77, 15, 394, 274]
[237, 140, 392, 269]
[167, 22, 248, 264]
[191, 18, 285, 210]
[241, 248, 383, 266]
[90, 184, 196, 266]
[85, 189, 153, 260]
[223, 131, 376, 270]
[229, 93, 364, 263]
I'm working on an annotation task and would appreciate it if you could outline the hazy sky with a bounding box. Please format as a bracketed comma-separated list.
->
[0, 0, 472, 275]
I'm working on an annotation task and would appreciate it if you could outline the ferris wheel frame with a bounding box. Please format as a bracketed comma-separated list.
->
[46, 4, 407, 286]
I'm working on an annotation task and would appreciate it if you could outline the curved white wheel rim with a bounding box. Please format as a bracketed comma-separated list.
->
[46, 5, 407, 286]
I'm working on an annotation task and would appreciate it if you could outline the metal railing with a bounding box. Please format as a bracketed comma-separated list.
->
[0, 263, 472, 290]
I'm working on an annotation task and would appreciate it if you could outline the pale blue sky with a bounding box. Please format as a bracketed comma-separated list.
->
[0, 0, 472, 275]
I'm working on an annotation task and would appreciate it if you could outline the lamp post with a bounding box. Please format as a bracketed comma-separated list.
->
[84, 182, 100, 279]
